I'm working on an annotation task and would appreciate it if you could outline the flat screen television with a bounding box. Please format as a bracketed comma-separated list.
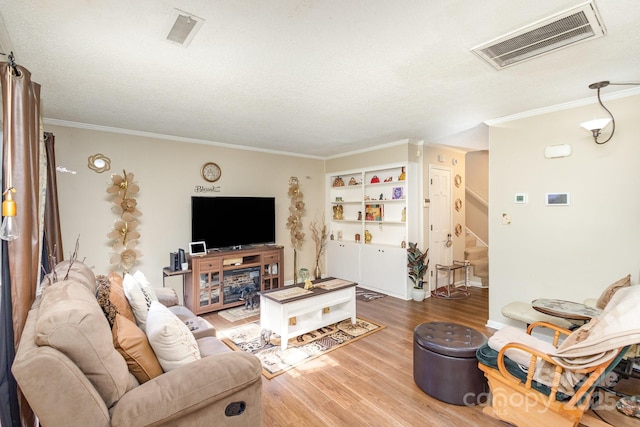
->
[191, 196, 276, 250]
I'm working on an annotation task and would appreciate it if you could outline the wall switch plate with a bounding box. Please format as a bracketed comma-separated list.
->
[515, 193, 527, 204]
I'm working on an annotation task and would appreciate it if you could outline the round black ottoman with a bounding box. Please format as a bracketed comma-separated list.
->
[413, 322, 488, 405]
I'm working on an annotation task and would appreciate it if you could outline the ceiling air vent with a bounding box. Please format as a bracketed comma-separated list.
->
[165, 9, 205, 47]
[471, 1, 606, 70]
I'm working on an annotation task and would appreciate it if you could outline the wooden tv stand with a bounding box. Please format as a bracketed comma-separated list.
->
[184, 245, 284, 315]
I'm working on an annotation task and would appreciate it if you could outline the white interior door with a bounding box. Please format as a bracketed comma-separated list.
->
[428, 165, 453, 291]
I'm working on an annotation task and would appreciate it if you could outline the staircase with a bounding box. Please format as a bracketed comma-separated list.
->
[465, 233, 488, 287]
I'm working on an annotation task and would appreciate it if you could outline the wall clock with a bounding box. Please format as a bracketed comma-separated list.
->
[201, 162, 222, 182]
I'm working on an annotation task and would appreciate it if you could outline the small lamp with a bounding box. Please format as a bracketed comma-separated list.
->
[0, 187, 19, 241]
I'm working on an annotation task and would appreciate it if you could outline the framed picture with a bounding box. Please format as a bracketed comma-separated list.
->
[392, 187, 403, 200]
[189, 241, 207, 256]
[365, 204, 383, 221]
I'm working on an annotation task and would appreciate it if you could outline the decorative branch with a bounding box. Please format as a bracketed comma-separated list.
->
[309, 214, 327, 277]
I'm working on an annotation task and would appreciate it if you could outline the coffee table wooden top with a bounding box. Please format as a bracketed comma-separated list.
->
[260, 277, 356, 304]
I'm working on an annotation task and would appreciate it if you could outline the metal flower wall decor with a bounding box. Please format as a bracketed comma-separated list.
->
[106, 170, 142, 272]
[286, 176, 305, 283]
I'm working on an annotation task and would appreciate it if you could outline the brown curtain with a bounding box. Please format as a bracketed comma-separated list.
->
[1, 62, 41, 427]
[44, 132, 63, 265]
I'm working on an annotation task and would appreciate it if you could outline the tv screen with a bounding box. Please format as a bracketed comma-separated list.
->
[191, 196, 276, 250]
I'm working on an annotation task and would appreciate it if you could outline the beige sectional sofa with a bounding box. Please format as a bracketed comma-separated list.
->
[12, 261, 262, 426]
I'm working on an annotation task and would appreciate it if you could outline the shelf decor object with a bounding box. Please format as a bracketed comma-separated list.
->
[326, 162, 416, 300]
[106, 169, 142, 273]
[309, 214, 328, 280]
[286, 176, 305, 284]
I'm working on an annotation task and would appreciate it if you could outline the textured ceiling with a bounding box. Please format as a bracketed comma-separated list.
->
[1, 0, 639, 157]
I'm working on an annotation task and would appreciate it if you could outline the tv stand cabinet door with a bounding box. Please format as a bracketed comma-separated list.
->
[261, 248, 283, 291]
[189, 258, 223, 314]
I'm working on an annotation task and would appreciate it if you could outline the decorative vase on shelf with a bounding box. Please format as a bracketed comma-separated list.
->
[314, 265, 321, 281]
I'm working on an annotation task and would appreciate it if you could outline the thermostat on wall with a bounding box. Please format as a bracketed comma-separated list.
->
[546, 193, 570, 206]
[514, 193, 527, 204]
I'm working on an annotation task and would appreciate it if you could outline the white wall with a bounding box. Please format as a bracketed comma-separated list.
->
[488, 93, 640, 327]
[47, 124, 325, 287]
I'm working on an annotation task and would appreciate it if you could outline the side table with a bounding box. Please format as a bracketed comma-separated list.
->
[433, 260, 470, 299]
[162, 267, 191, 305]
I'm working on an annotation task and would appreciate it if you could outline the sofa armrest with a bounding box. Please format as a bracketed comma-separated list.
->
[154, 287, 179, 307]
[110, 352, 262, 427]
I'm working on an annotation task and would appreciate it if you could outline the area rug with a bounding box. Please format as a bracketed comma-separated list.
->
[355, 287, 387, 302]
[431, 285, 470, 300]
[220, 317, 384, 378]
[218, 305, 260, 322]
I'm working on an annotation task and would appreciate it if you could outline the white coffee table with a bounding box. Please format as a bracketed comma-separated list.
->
[259, 278, 357, 350]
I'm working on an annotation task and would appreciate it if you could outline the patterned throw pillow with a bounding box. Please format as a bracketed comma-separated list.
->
[96, 275, 118, 327]
[123, 271, 159, 332]
[95, 272, 136, 327]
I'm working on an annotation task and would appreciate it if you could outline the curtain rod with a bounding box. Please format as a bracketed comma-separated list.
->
[0, 51, 20, 77]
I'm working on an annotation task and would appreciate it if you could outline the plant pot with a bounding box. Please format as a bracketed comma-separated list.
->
[412, 288, 426, 302]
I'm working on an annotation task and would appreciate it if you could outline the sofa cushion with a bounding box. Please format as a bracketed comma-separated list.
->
[146, 301, 201, 372]
[112, 314, 163, 383]
[40, 260, 97, 295]
[35, 280, 132, 408]
[596, 274, 631, 310]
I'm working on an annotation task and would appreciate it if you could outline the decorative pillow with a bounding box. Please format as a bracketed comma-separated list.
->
[146, 301, 201, 372]
[133, 270, 158, 300]
[108, 271, 136, 324]
[96, 275, 118, 327]
[36, 281, 132, 407]
[596, 274, 631, 310]
[123, 273, 154, 332]
[112, 314, 163, 383]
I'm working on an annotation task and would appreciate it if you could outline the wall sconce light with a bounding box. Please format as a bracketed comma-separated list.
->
[88, 153, 111, 173]
[580, 81, 615, 145]
[580, 80, 640, 145]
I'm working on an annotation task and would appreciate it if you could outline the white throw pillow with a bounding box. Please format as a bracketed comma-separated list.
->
[133, 270, 158, 303]
[123, 273, 152, 332]
[146, 301, 201, 372]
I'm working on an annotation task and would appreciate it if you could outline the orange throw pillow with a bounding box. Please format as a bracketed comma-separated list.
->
[112, 314, 163, 383]
[108, 271, 136, 324]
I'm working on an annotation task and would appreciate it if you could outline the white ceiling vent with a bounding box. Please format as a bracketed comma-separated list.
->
[471, 1, 606, 70]
[165, 9, 205, 47]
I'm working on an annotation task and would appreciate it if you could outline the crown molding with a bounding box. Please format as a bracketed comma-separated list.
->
[485, 86, 640, 126]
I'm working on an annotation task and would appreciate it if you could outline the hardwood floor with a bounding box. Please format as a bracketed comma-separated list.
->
[202, 287, 640, 426]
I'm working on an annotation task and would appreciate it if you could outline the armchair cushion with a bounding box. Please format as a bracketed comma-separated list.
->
[477, 343, 573, 401]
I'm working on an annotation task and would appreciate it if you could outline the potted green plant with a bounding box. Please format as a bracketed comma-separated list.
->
[407, 242, 429, 301]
